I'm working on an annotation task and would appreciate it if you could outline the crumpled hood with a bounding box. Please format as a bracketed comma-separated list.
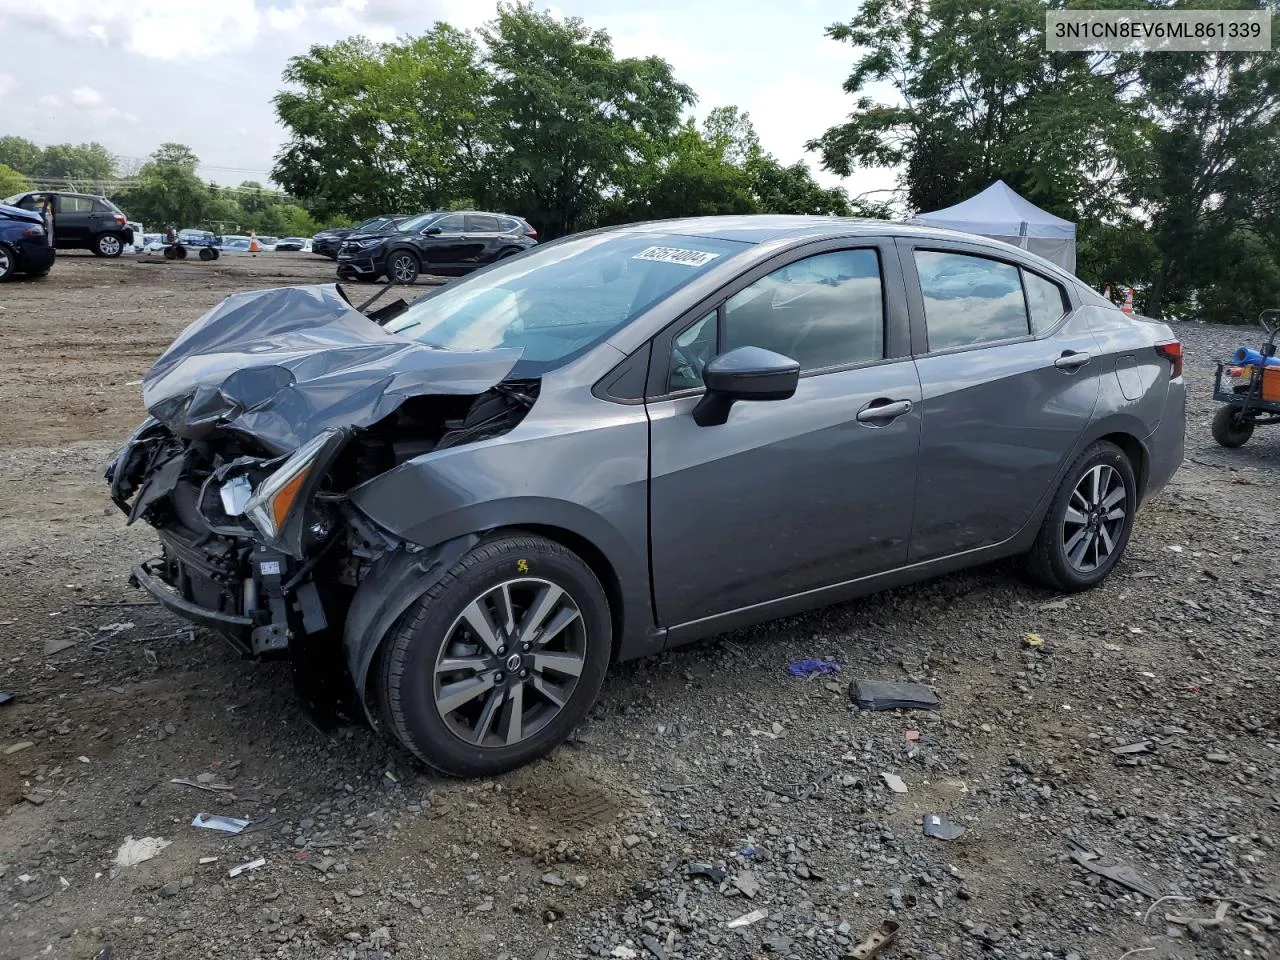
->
[142, 284, 521, 456]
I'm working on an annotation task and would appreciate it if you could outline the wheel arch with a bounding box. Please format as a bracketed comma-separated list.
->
[1096, 430, 1148, 501]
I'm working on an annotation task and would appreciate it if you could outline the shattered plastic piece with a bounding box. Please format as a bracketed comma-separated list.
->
[0, 691, 13, 706]
[191, 813, 250, 834]
[881, 772, 908, 794]
[1111, 741, 1153, 755]
[171, 778, 234, 792]
[850, 679, 940, 711]
[1023, 633, 1044, 648]
[45, 637, 76, 656]
[228, 857, 266, 878]
[845, 919, 901, 959]
[685, 862, 726, 884]
[787, 658, 841, 678]
[114, 836, 171, 867]
[922, 813, 967, 841]
[198, 856, 219, 865]
[726, 908, 768, 929]
[904, 730, 921, 742]
[1067, 842, 1160, 899]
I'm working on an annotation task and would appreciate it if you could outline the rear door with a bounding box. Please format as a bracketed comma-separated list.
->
[464, 213, 505, 264]
[54, 194, 95, 247]
[646, 239, 921, 627]
[899, 239, 1100, 562]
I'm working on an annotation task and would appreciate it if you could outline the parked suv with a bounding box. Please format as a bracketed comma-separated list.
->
[336, 210, 538, 283]
[312, 215, 406, 259]
[0, 202, 56, 280]
[2, 191, 134, 257]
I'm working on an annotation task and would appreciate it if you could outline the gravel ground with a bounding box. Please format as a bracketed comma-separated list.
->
[0, 254, 1277, 960]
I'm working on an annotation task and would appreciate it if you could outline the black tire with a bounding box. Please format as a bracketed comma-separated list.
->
[163, 245, 176, 260]
[386, 249, 420, 285]
[377, 534, 611, 777]
[1211, 405, 1253, 448]
[1024, 440, 1137, 592]
[175, 245, 188, 260]
[198, 247, 214, 261]
[93, 232, 124, 258]
[0, 244, 14, 281]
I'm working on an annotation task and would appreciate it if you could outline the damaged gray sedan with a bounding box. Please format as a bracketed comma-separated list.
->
[107, 216, 1185, 776]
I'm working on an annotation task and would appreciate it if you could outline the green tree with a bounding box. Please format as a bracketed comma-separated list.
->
[0, 163, 32, 197]
[119, 160, 211, 227]
[480, 2, 694, 237]
[273, 26, 493, 219]
[34, 142, 117, 184]
[0, 136, 42, 175]
[150, 142, 200, 169]
[808, 0, 1141, 267]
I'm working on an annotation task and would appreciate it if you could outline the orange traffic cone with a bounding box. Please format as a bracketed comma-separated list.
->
[1121, 287, 1134, 315]
[249, 230, 261, 255]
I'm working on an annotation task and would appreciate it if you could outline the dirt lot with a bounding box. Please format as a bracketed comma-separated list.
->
[0, 252, 1277, 960]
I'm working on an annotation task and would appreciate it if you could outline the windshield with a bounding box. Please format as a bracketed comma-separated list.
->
[357, 216, 393, 232]
[383, 231, 749, 375]
[395, 213, 441, 233]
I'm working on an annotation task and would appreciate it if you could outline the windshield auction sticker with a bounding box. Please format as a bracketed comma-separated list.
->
[633, 246, 721, 267]
[1047, 10, 1271, 51]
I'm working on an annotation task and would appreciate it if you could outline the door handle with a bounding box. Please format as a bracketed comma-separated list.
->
[856, 399, 913, 423]
[1054, 351, 1091, 370]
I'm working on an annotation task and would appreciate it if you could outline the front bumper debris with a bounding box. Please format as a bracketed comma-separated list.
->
[131, 561, 253, 633]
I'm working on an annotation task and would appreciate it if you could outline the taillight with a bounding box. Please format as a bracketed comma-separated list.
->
[114, 214, 127, 226]
[21, 225, 45, 238]
[525, 224, 538, 238]
[1156, 341, 1182, 379]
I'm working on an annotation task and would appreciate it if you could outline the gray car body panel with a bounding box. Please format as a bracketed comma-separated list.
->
[227, 217, 1181, 672]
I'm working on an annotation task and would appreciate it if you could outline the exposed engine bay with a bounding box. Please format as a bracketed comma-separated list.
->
[103, 281, 538, 716]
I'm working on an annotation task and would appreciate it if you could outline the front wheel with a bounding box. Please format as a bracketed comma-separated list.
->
[0, 244, 14, 281]
[377, 535, 611, 777]
[198, 247, 214, 261]
[1211, 405, 1253, 448]
[387, 250, 420, 285]
[1025, 441, 1137, 592]
[94, 233, 123, 257]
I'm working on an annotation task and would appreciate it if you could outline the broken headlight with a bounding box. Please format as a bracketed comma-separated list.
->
[242, 429, 347, 556]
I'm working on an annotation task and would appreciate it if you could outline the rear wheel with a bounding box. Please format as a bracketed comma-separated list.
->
[387, 250, 420, 285]
[1211, 405, 1253, 447]
[0, 244, 14, 281]
[198, 247, 214, 261]
[377, 535, 611, 777]
[1025, 441, 1136, 592]
[94, 232, 123, 257]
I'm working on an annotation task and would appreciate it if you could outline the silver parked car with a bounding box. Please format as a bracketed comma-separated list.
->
[105, 216, 1185, 776]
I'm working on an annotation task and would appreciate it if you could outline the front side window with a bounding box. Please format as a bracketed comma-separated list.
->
[384, 232, 748, 376]
[433, 214, 466, 234]
[915, 251, 1029, 351]
[58, 196, 95, 214]
[1024, 270, 1069, 334]
[723, 249, 885, 373]
[667, 311, 717, 392]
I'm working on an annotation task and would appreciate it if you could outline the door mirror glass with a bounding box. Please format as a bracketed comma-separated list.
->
[423, 225, 443, 236]
[693, 346, 799, 426]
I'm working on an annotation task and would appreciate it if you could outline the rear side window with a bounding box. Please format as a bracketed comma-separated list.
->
[501, 217, 524, 233]
[58, 196, 95, 213]
[914, 251, 1029, 350]
[1023, 270, 1069, 334]
[93, 199, 117, 213]
[723, 249, 885, 373]
[467, 214, 502, 232]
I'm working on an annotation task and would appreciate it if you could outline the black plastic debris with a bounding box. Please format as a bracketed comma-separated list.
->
[685, 862, 727, 884]
[850, 679, 940, 711]
[1066, 841, 1161, 899]
[922, 812, 966, 841]
[0, 692, 13, 706]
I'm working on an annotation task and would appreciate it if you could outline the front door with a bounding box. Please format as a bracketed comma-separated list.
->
[419, 213, 471, 271]
[647, 243, 922, 627]
[54, 194, 94, 247]
[899, 241, 1101, 562]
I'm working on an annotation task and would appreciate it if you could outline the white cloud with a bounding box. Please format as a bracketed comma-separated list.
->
[0, 73, 14, 98]
[71, 86, 103, 107]
[37, 94, 64, 110]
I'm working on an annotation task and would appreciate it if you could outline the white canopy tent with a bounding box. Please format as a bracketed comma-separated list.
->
[913, 180, 1077, 274]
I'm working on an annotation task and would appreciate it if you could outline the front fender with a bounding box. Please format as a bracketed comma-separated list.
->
[342, 534, 479, 719]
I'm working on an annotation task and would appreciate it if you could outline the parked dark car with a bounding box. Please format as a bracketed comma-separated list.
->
[275, 237, 309, 251]
[106, 216, 1185, 777]
[2, 191, 134, 257]
[312, 216, 406, 259]
[336, 210, 538, 283]
[0, 203, 56, 280]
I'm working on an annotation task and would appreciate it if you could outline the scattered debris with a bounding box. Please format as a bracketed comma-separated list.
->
[881, 772, 908, 794]
[114, 836, 171, 868]
[610, 947, 638, 960]
[228, 857, 266, 878]
[1022, 632, 1044, 648]
[904, 730, 921, 742]
[1039, 598, 1070, 611]
[198, 856, 218, 865]
[171, 778, 234, 793]
[1166, 900, 1229, 930]
[845, 919, 900, 959]
[922, 813, 966, 841]
[685, 862, 727, 884]
[44, 636, 76, 656]
[787, 658, 841, 677]
[3, 741, 34, 755]
[1066, 842, 1160, 899]
[0, 691, 13, 706]
[733, 870, 761, 898]
[21, 793, 46, 807]
[191, 813, 249, 834]
[850, 679, 940, 711]
[726, 907, 768, 929]
[1111, 741, 1154, 755]
[541, 872, 567, 887]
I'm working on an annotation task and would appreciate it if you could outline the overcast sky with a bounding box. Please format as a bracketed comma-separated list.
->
[0, 0, 897, 202]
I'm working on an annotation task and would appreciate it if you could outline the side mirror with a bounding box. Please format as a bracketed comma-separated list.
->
[423, 226, 443, 236]
[692, 346, 800, 427]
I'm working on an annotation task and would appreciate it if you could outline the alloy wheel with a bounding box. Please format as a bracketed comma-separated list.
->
[0, 247, 10, 277]
[1061, 463, 1127, 573]
[432, 577, 586, 748]
[391, 254, 417, 283]
[98, 235, 121, 256]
